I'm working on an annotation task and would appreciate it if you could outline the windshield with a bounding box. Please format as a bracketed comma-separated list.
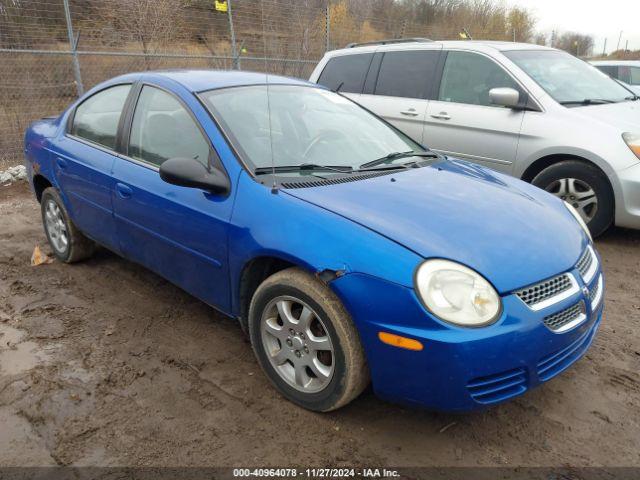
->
[200, 85, 422, 172]
[504, 50, 632, 105]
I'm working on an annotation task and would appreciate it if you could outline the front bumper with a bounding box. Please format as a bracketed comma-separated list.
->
[612, 161, 640, 229]
[331, 262, 604, 412]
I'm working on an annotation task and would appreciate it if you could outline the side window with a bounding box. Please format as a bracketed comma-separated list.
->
[71, 84, 131, 149]
[128, 86, 210, 167]
[374, 50, 440, 99]
[317, 53, 373, 94]
[630, 67, 640, 85]
[439, 51, 519, 107]
[596, 65, 618, 79]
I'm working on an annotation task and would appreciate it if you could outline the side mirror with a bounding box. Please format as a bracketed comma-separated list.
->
[159, 157, 230, 195]
[489, 87, 521, 109]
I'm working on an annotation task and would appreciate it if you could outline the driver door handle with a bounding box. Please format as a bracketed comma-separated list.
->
[400, 108, 419, 117]
[430, 112, 451, 120]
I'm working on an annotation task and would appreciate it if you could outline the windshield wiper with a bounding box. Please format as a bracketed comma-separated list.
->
[254, 163, 353, 175]
[559, 98, 616, 106]
[359, 150, 438, 169]
[626, 95, 640, 101]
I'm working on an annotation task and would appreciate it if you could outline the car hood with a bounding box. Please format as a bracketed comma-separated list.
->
[283, 160, 586, 293]
[568, 100, 640, 132]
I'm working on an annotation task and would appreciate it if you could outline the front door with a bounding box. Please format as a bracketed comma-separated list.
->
[111, 85, 233, 311]
[425, 51, 525, 173]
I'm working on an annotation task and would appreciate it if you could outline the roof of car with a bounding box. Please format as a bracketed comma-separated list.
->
[330, 39, 555, 55]
[138, 70, 315, 93]
[590, 60, 640, 66]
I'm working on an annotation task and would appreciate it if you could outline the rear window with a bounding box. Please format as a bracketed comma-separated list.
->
[374, 50, 440, 99]
[317, 53, 373, 94]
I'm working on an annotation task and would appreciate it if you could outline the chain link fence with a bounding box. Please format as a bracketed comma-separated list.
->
[0, 0, 529, 169]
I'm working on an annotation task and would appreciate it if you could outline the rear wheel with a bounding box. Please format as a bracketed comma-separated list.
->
[248, 267, 369, 412]
[41, 187, 95, 263]
[531, 160, 614, 237]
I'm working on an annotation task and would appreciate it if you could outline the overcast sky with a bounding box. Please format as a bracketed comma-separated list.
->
[505, 0, 640, 53]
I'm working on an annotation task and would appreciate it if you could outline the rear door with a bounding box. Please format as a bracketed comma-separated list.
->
[111, 84, 234, 311]
[56, 83, 133, 251]
[357, 48, 442, 144]
[425, 51, 525, 173]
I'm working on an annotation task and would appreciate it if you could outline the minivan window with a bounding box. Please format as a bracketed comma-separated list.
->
[317, 53, 373, 94]
[439, 51, 519, 107]
[128, 86, 210, 167]
[71, 84, 131, 149]
[619, 66, 640, 86]
[375, 50, 440, 99]
[505, 50, 631, 104]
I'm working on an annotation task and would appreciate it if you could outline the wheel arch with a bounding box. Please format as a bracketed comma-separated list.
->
[32, 174, 53, 203]
[520, 153, 610, 184]
[236, 254, 347, 334]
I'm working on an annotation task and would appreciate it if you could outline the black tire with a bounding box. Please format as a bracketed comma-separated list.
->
[531, 160, 614, 237]
[41, 187, 95, 263]
[248, 267, 369, 412]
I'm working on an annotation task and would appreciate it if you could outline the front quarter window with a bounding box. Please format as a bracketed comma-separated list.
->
[504, 50, 632, 105]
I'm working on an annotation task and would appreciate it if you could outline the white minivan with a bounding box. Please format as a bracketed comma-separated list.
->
[309, 39, 640, 236]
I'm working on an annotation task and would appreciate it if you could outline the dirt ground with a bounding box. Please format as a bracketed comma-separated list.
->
[1, 180, 639, 469]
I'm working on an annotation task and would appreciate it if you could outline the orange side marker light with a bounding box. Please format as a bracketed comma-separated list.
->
[378, 332, 424, 351]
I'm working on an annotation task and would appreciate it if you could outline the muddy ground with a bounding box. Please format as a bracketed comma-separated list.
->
[0, 180, 639, 469]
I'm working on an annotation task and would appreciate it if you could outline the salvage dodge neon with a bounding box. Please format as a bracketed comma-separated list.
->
[24, 71, 604, 411]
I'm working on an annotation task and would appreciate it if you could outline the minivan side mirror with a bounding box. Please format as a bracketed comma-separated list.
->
[159, 157, 230, 195]
[489, 87, 521, 109]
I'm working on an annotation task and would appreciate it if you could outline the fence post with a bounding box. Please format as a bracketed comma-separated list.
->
[325, 2, 330, 52]
[227, 0, 240, 69]
[62, 0, 84, 96]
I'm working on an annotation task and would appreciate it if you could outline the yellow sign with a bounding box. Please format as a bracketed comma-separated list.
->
[459, 31, 468, 39]
[215, 0, 228, 13]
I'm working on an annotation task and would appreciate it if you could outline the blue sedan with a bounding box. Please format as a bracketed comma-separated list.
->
[24, 71, 604, 412]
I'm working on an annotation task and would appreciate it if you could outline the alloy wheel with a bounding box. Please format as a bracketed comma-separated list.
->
[545, 177, 598, 222]
[260, 295, 334, 393]
[44, 199, 69, 254]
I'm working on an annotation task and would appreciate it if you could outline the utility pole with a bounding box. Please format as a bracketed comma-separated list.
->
[616, 30, 623, 51]
[550, 30, 556, 48]
[602, 38, 607, 57]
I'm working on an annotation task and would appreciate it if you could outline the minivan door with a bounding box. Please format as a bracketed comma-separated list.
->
[425, 51, 525, 173]
[357, 48, 442, 144]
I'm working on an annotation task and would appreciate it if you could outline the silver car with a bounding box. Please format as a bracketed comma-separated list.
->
[309, 39, 640, 236]
[591, 60, 640, 96]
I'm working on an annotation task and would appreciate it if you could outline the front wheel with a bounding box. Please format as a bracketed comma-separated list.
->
[248, 268, 369, 412]
[531, 160, 614, 237]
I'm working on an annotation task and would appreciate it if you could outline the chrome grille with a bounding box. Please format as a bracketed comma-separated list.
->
[576, 246, 598, 284]
[589, 275, 603, 310]
[543, 301, 586, 332]
[516, 274, 573, 308]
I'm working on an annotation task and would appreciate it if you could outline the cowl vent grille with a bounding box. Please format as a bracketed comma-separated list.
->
[280, 170, 396, 189]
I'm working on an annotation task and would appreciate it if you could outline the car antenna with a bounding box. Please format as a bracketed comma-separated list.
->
[265, 73, 278, 194]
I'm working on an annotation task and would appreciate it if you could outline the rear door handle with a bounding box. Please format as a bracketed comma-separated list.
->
[115, 182, 133, 199]
[400, 108, 419, 117]
[430, 112, 451, 120]
[56, 157, 68, 169]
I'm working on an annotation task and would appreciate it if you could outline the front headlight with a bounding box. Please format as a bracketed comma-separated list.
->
[563, 201, 592, 241]
[415, 259, 501, 327]
[622, 132, 640, 160]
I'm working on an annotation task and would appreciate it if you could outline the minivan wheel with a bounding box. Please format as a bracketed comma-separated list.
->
[248, 267, 369, 412]
[41, 187, 95, 263]
[531, 160, 614, 237]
